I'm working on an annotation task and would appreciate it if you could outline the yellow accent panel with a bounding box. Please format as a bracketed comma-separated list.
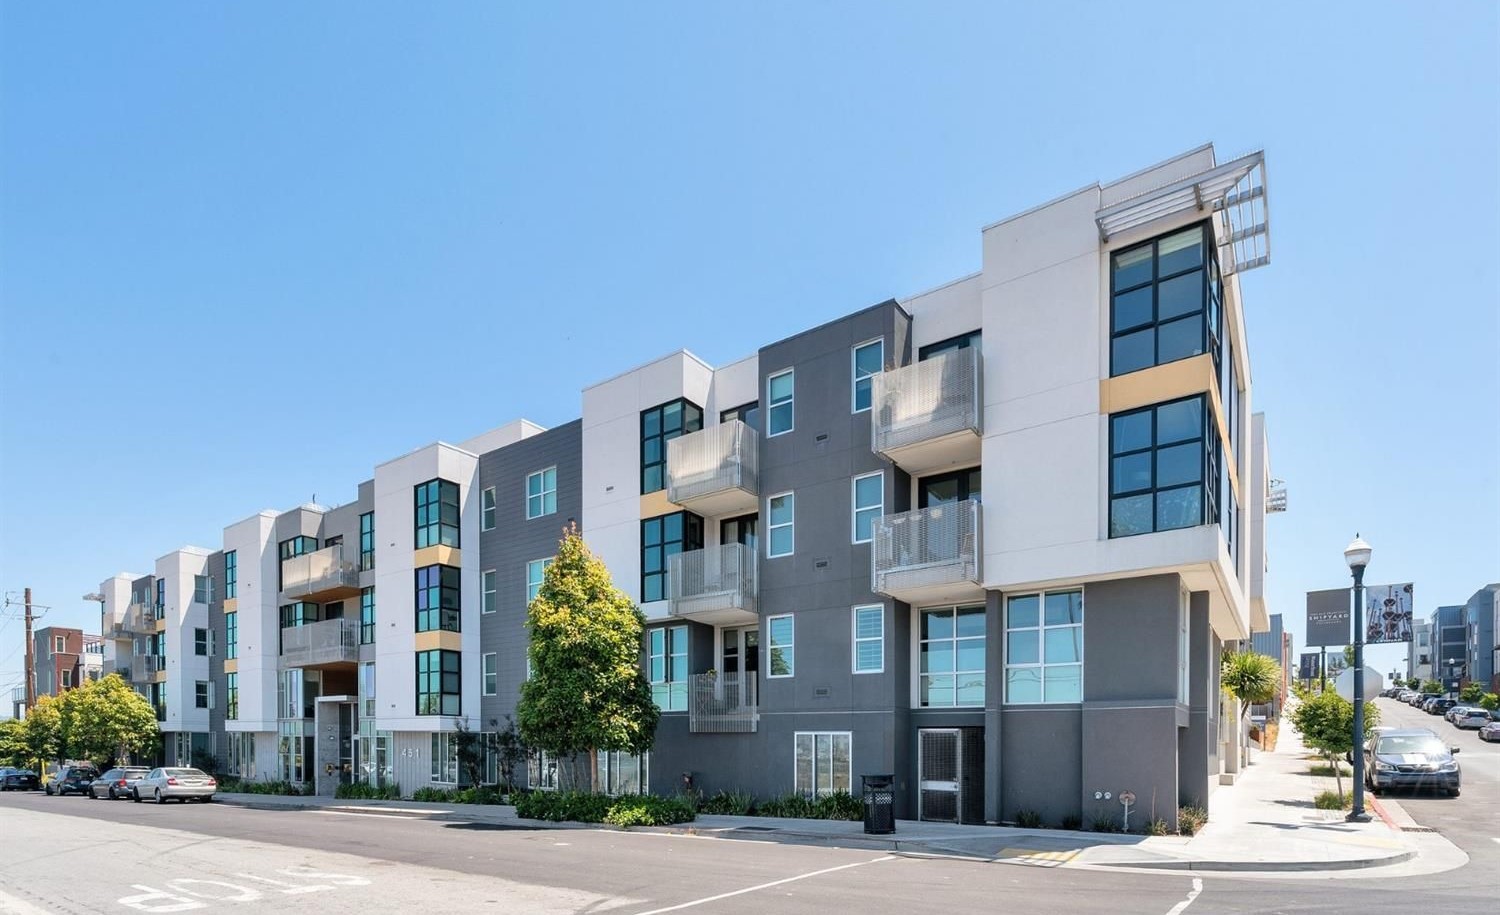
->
[414, 630, 463, 652]
[152, 670, 168, 684]
[1098, 354, 1216, 415]
[223, 598, 238, 613]
[223, 659, 238, 674]
[639, 489, 681, 518]
[154, 616, 167, 633]
[1205, 375, 1242, 505]
[413, 545, 462, 568]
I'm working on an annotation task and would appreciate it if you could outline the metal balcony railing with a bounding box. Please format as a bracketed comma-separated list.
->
[130, 655, 161, 682]
[668, 543, 757, 624]
[688, 672, 758, 733]
[666, 421, 759, 514]
[871, 499, 982, 600]
[871, 348, 982, 467]
[279, 617, 360, 667]
[281, 544, 361, 600]
[108, 603, 155, 638]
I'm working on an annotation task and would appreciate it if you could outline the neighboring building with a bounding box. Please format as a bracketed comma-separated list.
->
[1250, 613, 1287, 719]
[96, 144, 1273, 829]
[32, 626, 103, 700]
[1463, 584, 1499, 692]
[1409, 618, 1432, 684]
[1432, 605, 1467, 694]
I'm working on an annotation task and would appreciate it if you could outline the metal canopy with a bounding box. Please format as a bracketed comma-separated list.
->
[1096, 150, 1270, 275]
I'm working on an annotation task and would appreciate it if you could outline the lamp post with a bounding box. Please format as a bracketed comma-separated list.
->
[1344, 535, 1372, 823]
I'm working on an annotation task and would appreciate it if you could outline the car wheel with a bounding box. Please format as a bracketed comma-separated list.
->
[1448, 787, 1461, 798]
[132, 790, 142, 803]
[154, 788, 165, 805]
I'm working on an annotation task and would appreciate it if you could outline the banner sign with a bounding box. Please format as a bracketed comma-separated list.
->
[1364, 583, 1414, 644]
[1298, 652, 1320, 681]
[1306, 588, 1350, 647]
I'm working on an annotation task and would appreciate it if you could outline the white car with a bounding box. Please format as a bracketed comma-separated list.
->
[1454, 708, 1498, 730]
[132, 767, 217, 804]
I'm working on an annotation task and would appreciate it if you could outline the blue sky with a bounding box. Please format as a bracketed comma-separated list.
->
[1, 2, 1495, 699]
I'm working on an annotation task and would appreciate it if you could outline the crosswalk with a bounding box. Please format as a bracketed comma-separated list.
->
[993, 847, 1080, 867]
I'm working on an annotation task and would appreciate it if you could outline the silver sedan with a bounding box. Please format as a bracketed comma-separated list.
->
[132, 767, 217, 804]
[88, 766, 152, 799]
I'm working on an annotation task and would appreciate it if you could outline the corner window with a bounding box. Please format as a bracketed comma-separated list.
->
[1004, 590, 1083, 704]
[794, 732, 851, 798]
[360, 587, 375, 644]
[224, 550, 238, 599]
[766, 370, 794, 436]
[527, 558, 553, 604]
[851, 473, 883, 543]
[359, 512, 375, 571]
[225, 611, 237, 659]
[481, 486, 496, 531]
[640, 400, 703, 494]
[526, 468, 558, 519]
[852, 606, 884, 674]
[482, 570, 497, 614]
[416, 650, 461, 716]
[920, 605, 985, 707]
[414, 479, 460, 549]
[852, 339, 883, 412]
[767, 492, 794, 557]
[483, 652, 498, 696]
[767, 614, 795, 678]
[1110, 223, 1222, 376]
[415, 565, 461, 633]
[1109, 395, 1220, 537]
[648, 625, 688, 711]
[641, 512, 703, 602]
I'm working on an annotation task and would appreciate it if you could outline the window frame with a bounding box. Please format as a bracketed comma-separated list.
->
[414, 478, 460, 549]
[226, 672, 238, 720]
[526, 467, 558, 519]
[918, 604, 986, 708]
[224, 550, 237, 599]
[482, 652, 498, 696]
[482, 569, 497, 614]
[526, 558, 552, 604]
[225, 610, 237, 660]
[793, 731, 852, 799]
[194, 628, 209, 657]
[766, 492, 795, 558]
[639, 400, 703, 495]
[359, 512, 375, 571]
[415, 649, 461, 717]
[647, 625, 688, 712]
[193, 574, 212, 605]
[430, 732, 459, 785]
[60, 669, 72, 689]
[1108, 394, 1219, 538]
[640, 512, 703, 603]
[766, 369, 795, 437]
[481, 486, 497, 531]
[1003, 590, 1084, 705]
[195, 680, 210, 710]
[850, 472, 883, 544]
[767, 613, 795, 678]
[414, 565, 462, 633]
[852, 605, 885, 674]
[851, 338, 884, 413]
[1108, 221, 1221, 377]
[359, 587, 375, 644]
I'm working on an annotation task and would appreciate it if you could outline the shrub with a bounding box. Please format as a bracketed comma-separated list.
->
[513, 790, 695, 827]
[812, 791, 864, 821]
[1089, 815, 1121, 833]
[1308, 763, 1349, 778]
[756, 793, 815, 819]
[412, 787, 457, 802]
[1146, 818, 1171, 836]
[1014, 809, 1043, 829]
[602, 795, 697, 828]
[1059, 813, 1082, 831]
[698, 790, 756, 816]
[1480, 693, 1499, 712]
[1314, 790, 1351, 810]
[225, 779, 312, 796]
[1177, 805, 1207, 836]
[335, 782, 401, 800]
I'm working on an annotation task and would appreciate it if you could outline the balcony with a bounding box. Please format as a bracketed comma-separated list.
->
[130, 655, 161, 683]
[668, 543, 757, 626]
[871, 347, 982, 474]
[279, 617, 360, 668]
[871, 499, 982, 605]
[281, 544, 362, 602]
[107, 603, 155, 639]
[666, 420, 759, 516]
[688, 672, 758, 733]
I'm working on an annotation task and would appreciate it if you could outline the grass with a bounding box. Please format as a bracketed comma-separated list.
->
[1308, 763, 1351, 778]
[1313, 790, 1352, 810]
[1177, 805, 1207, 836]
[1013, 808, 1043, 829]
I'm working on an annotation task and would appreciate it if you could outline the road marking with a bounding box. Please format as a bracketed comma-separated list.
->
[313, 810, 431, 820]
[1164, 877, 1203, 915]
[629, 856, 894, 914]
[995, 847, 1079, 867]
[0, 887, 52, 915]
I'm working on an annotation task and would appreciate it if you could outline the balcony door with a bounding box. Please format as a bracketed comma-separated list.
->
[721, 627, 759, 677]
[720, 515, 758, 553]
[917, 468, 981, 508]
[915, 469, 980, 567]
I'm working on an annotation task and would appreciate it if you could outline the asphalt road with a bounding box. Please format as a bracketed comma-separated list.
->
[0, 753, 1491, 915]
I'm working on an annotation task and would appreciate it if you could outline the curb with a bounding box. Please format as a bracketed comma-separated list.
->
[1086, 848, 1416, 873]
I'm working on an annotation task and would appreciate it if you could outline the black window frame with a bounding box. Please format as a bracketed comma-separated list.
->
[414, 479, 460, 549]
[194, 628, 209, 657]
[360, 586, 376, 645]
[359, 512, 375, 571]
[640, 398, 703, 495]
[1109, 221, 1222, 377]
[919, 329, 981, 361]
[224, 550, 237, 599]
[225, 610, 237, 660]
[415, 649, 461, 716]
[719, 401, 760, 433]
[917, 467, 981, 508]
[640, 511, 704, 603]
[415, 564, 461, 633]
[1108, 394, 1221, 538]
[226, 672, 238, 720]
[195, 681, 209, 710]
[278, 535, 318, 590]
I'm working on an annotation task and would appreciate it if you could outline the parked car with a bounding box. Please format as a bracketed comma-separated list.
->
[1454, 709, 1499, 730]
[88, 767, 153, 800]
[1479, 720, 1500, 742]
[1348, 726, 1397, 762]
[1426, 698, 1457, 715]
[1443, 705, 1473, 723]
[132, 767, 217, 804]
[45, 765, 99, 796]
[0, 768, 40, 791]
[1364, 729, 1462, 796]
[1415, 693, 1440, 708]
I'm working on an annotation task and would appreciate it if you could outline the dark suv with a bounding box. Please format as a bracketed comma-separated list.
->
[46, 766, 99, 796]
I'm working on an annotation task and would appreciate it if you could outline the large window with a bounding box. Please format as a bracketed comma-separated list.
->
[767, 492, 794, 557]
[226, 672, 238, 720]
[195, 681, 210, 710]
[597, 750, 648, 796]
[648, 625, 688, 711]
[278, 536, 317, 591]
[641, 512, 703, 602]
[851, 473, 883, 543]
[483, 652, 497, 696]
[224, 550, 237, 599]
[720, 401, 760, 432]
[1109, 395, 1220, 537]
[360, 587, 375, 644]
[1005, 590, 1083, 704]
[852, 605, 884, 674]
[194, 628, 209, 656]
[193, 575, 212, 605]
[359, 512, 375, 571]
[481, 486, 496, 531]
[766, 370, 794, 436]
[851, 339, 883, 412]
[919, 330, 981, 360]
[640, 400, 703, 494]
[155, 579, 165, 618]
[527, 558, 553, 604]
[1110, 222, 1222, 376]
[415, 565, 461, 632]
[482, 570, 497, 613]
[416, 650, 461, 716]
[526, 468, 557, 519]
[920, 605, 985, 707]
[767, 614, 795, 678]
[430, 732, 459, 784]
[794, 732, 851, 798]
[225, 611, 237, 660]
[415, 479, 460, 549]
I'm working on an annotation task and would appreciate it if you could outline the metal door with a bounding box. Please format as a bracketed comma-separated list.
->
[918, 729, 960, 822]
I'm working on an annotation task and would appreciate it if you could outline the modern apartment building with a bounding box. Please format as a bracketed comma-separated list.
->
[96, 144, 1273, 829]
[1432, 605, 1467, 693]
[1409, 618, 1432, 684]
[31, 626, 103, 699]
[1462, 584, 1498, 692]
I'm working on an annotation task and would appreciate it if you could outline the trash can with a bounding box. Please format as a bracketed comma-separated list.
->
[862, 774, 895, 835]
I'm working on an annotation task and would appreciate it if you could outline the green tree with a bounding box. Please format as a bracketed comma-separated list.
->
[517, 525, 659, 791]
[1458, 682, 1485, 703]
[1343, 645, 1356, 669]
[453, 721, 486, 788]
[0, 717, 26, 767]
[1479, 693, 1499, 712]
[20, 695, 62, 771]
[56, 674, 159, 766]
[1290, 690, 1380, 800]
[1420, 679, 1442, 694]
[1221, 651, 1282, 721]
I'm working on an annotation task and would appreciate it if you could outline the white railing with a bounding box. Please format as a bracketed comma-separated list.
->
[281, 544, 360, 599]
[109, 603, 154, 637]
[280, 617, 360, 667]
[689, 672, 758, 733]
[130, 655, 160, 681]
[872, 499, 982, 597]
[871, 347, 982, 456]
[667, 420, 759, 506]
[668, 543, 757, 620]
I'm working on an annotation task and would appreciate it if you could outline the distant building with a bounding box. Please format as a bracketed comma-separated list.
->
[1463, 584, 1498, 692]
[32, 626, 103, 700]
[1432, 605, 1467, 694]
[1250, 613, 1288, 718]
[1408, 619, 1432, 684]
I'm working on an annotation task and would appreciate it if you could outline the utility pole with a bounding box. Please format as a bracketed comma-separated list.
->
[23, 587, 36, 712]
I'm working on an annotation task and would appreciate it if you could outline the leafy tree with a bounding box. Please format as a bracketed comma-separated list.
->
[1343, 645, 1356, 669]
[56, 674, 160, 766]
[1221, 652, 1282, 721]
[454, 721, 486, 787]
[0, 718, 26, 767]
[517, 525, 659, 791]
[1480, 693, 1499, 712]
[20, 695, 62, 771]
[1459, 682, 1485, 703]
[1420, 679, 1442, 695]
[1290, 690, 1379, 800]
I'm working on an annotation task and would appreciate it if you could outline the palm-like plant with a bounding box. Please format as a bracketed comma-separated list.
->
[1221, 651, 1282, 721]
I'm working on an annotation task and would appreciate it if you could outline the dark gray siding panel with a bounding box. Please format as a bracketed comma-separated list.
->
[1000, 707, 1082, 825]
[207, 550, 226, 771]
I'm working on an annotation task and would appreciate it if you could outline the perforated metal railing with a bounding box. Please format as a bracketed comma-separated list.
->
[689, 672, 758, 733]
[871, 499, 982, 596]
[281, 544, 360, 599]
[109, 603, 154, 638]
[871, 347, 982, 455]
[669, 543, 757, 618]
[279, 617, 360, 667]
[666, 420, 759, 505]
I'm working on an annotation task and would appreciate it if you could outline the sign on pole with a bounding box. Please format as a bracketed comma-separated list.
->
[1306, 588, 1351, 647]
[1363, 583, 1414, 644]
[1298, 652, 1319, 681]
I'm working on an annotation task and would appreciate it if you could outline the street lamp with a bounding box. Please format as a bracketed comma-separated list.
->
[1344, 535, 1372, 823]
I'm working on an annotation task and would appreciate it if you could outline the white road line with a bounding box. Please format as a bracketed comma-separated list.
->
[312, 810, 429, 821]
[630, 856, 895, 914]
[1165, 877, 1203, 915]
